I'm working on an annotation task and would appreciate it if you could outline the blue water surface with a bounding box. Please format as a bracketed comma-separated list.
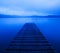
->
[0, 18, 60, 53]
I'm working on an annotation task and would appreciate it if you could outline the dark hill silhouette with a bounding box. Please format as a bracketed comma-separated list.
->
[0, 14, 60, 18]
[0, 14, 21, 18]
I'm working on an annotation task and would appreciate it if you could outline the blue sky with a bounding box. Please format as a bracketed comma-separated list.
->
[0, 0, 60, 16]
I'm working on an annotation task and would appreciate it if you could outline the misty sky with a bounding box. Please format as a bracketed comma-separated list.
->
[0, 0, 60, 16]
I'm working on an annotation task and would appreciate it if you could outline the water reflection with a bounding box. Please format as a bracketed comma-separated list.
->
[0, 18, 49, 24]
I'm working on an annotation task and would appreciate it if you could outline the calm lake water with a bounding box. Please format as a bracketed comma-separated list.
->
[0, 18, 60, 53]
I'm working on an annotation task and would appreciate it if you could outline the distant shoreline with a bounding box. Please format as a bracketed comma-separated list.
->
[0, 14, 60, 18]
